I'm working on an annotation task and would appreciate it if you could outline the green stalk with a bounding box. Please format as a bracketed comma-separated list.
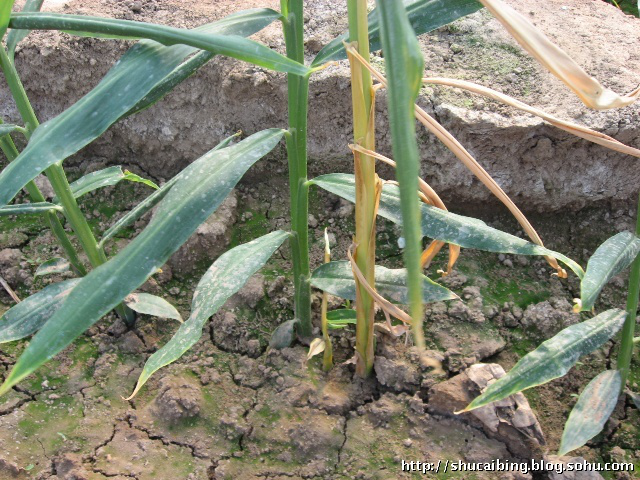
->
[0, 46, 134, 323]
[0, 132, 86, 276]
[348, 0, 377, 377]
[617, 192, 640, 388]
[281, 0, 312, 340]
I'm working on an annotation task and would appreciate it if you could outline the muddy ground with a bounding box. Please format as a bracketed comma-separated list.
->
[0, 173, 639, 480]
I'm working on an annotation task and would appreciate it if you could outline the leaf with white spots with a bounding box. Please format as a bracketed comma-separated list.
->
[559, 370, 621, 455]
[0, 279, 80, 343]
[0, 9, 281, 206]
[464, 309, 627, 412]
[35, 257, 70, 277]
[0, 202, 62, 216]
[311, 260, 457, 304]
[0, 129, 284, 395]
[578, 232, 640, 311]
[127, 230, 290, 398]
[310, 174, 583, 278]
[124, 293, 182, 323]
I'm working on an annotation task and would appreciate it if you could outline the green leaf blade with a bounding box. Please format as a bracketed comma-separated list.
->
[35, 257, 71, 277]
[124, 293, 182, 322]
[310, 173, 584, 278]
[6, 0, 44, 60]
[465, 309, 627, 412]
[0, 10, 280, 206]
[129, 230, 289, 397]
[559, 370, 621, 456]
[0, 202, 62, 216]
[312, 0, 483, 66]
[579, 232, 640, 311]
[0, 279, 80, 343]
[310, 260, 457, 304]
[0, 129, 284, 395]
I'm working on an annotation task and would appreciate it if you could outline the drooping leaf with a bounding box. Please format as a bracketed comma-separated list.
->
[559, 370, 621, 455]
[311, 260, 456, 304]
[310, 174, 584, 278]
[6, 0, 44, 60]
[270, 319, 298, 350]
[0, 202, 62, 216]
[124, 293, 182, 322]
[312, 0, 483, 66]
[0, 129, 284, 395]
[9, 12, 308, 75]
[0, 279, 80, 343]
[127, 230, 289, 398]
[35, 257, 70, 277]
[0, 10, 281, 206]
[464, 309, 627, 412]
[578, 232, 640, 312]
[53, 166, 157, 203]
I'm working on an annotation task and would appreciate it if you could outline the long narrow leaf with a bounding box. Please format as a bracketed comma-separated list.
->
[127, 230, 289, 398]
[0, 10, 280, 206]
[124, 293, 182, 322]
[9, 12, 308, 76]
[311, 260, 456, 304]
[0, 202, 62, 216]
[6, 0, 44, 60]
[0, 124, 22, 138]
[376, 0, 426, 348]
[0, 279, 80, 343]
[463, 309, 627, 412]
[559, 370, 621, 456]
[578, 232, 640, 312]
[310, 174, 584, 278]
[35, 257, 70, 277]
[312, 0, 483, 66]
[0, 129, 284, 395]
[0, 0, 15, 40]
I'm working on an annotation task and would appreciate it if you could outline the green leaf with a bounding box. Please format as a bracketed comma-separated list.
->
[464, 309, 627, 412]
[124, 292, 182, 322]
[128, 230, 289, 397]
[326, 309, 358, 322]
[310, 174, 584, 279]
[312, 0, 483, 66]
[54, 166, 157, 202]
[10, 12, 308, 76]
[578, 232, 640, 311]
[311, 260, 456, 304]
[559, 370, 621, 456]
[0, 0, 16, 40]
[35, 257, 70, 277]
[6, 0, 44, 60]
[0, 202, 62, 216]
[0, 279, 80, 343]
[0, 10, 280, 206]
[376, 0, 426, 338]
[270, 319, 298, 349]
[0, 129, 284, 395]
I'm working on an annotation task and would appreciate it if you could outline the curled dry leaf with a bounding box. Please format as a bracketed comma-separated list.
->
[306, 337, 326, 361]
[478, 0, 640, 110]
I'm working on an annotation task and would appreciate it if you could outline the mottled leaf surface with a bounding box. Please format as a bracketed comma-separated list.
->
[35, 257, 70, 277]
[311, 174, 583, 278]
[311, 260, 456, 304]
[465, 309, 627, 411]
[124, 293, 182, 322]
[579, 232, 640, 311]
[0, 129, 283, 395]
[0, 279, 80, 343]
[559, 370, 621, 455]
[128, 230, 289, 397]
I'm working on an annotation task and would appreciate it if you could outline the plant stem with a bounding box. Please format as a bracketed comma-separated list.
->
[618, 192, 640, 388]
[348, 0, 377, 377]
[0, 132, 86, 275]
[0, 46, 134, 324]
[281, 0, 312, 340]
